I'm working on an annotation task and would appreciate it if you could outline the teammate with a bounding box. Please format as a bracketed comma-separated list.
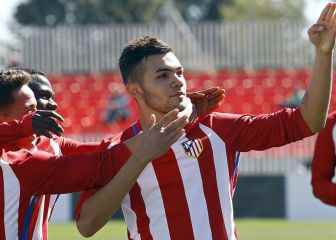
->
[0, 69, 189, 240]
[311, 111, 336, 206]
[76, 3, 336, 239]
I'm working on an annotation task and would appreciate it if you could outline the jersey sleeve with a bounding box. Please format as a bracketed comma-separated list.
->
[311, 114, 336, 206]
[58, 136, 116, 155]
[6, 141, 131, 195]
[209, 108, 312, 152]
[0, 113, 33, 147]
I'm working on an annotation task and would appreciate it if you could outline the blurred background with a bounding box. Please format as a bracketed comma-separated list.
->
[1, 0, 336, 239]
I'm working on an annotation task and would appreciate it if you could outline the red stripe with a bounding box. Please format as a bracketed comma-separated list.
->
[226, 147, 237, 195]
[129, 183, 153, 240]
[152, 151, 194, 240]
[188, 127, 228, 240]
[0, 169, 5, 239]
[28, 196, 43, 239]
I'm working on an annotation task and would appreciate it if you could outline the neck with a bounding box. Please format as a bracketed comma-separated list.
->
[138, 102, 196, 130]
[139, 108, 164, 130]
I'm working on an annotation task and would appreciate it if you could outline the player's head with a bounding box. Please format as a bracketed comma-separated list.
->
[119, 36, 189, 116]
[27, 69, 58, 111]
[0, 69, 37, 121]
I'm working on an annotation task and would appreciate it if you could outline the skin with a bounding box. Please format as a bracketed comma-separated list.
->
[29, 75, 58, 111]
[0, 84, 37, 122]
[76, 3, 336, 237]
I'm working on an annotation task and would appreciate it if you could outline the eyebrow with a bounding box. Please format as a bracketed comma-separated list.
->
[155, 66, 183, 73]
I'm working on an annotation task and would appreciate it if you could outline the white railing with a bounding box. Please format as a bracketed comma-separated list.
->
[17, 20, 317, 73]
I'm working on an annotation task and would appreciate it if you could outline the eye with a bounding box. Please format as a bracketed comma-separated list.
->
[158, 72, 169, 79]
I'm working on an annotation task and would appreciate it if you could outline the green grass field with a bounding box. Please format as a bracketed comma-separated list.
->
[49, 219, 336, 240]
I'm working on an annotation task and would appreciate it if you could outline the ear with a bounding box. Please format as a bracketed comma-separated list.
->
[126, 82, 144, 100]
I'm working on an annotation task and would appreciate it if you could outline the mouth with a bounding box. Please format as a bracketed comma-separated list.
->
[171, 92, 185, 97]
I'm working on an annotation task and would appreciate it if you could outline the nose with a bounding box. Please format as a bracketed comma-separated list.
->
[171, 74, 184, 88]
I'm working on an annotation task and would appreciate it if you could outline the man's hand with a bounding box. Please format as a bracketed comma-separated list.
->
[32, 110, 64, 138]
[188, 87, 225, 117]
[125, 109, 188, 163]
[309, 3, 336, 54]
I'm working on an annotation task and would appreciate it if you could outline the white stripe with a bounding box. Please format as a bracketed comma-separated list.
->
[32, 196, 45, 240]
[1, 159, 20, 240]
[199, 124, 236, 240]
[121, 194, 141, 240]
[171, 139, 213, 240]
[136, 163, 171, 240]
[49, 139, 62, 157]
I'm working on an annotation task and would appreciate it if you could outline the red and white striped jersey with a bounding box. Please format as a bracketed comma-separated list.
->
[0, 133, 126, 240]
[77, 108, 312, 240]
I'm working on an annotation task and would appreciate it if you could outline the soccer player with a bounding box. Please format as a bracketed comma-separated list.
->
[311, 111, 336, 206]
[75, 3, 336, 239]
[0, 69, 189, 240]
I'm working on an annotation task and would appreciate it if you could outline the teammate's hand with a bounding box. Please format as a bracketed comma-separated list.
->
[125, 109, 188, 163]
[309, 3, 336, 54]
[188, 87, 225, 117]
[32, 110, 64, 138]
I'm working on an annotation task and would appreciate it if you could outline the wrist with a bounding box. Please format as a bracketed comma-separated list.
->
[315, 48, 333, 56]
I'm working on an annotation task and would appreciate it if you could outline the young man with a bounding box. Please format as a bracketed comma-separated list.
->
[0, 69, 189, 240]
[311, 111, 336, 206]
[76, 3, 336, 239]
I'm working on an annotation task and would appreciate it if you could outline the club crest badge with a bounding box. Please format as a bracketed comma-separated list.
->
[182, 138, 204, 159]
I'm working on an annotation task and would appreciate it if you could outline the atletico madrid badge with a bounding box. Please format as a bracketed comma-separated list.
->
[182, 138, 204, 159]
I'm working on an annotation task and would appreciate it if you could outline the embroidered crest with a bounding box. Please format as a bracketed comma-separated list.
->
[182, 138, 204, 159]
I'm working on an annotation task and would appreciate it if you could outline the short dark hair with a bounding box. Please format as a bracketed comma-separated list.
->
[119, 36, 172, 85]
[0, 69, 32, 107]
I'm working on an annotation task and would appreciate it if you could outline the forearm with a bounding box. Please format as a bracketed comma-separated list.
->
[0, 114, 33, 144]
[299, 50, 333, 132]
[77, 155, 147, 237]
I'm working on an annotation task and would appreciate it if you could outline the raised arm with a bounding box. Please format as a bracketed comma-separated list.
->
[311, 114, 336, 206]
[0, 110, 63, 148]
[0, 114, 33, 146]
[299, 3, 336, 133]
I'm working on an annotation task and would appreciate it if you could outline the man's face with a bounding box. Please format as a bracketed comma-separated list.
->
[29, 75, 57, 111]
[1, 84, 37, 121]
[137, 52, 189, 113]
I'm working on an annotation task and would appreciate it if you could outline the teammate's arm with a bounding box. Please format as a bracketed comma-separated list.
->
[0, 110, 63, 146]
[311, 116, 336, 206]
[76, 110, 188, 237]
[299, 3, 336, 133]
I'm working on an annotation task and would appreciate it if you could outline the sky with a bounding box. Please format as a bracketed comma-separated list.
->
[0, 0, 331, 42]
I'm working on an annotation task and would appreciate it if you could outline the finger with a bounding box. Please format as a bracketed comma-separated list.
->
[206, 90, 226, 100]
[164, 115, 188, 133]
[187, 92, 205, 100]
[156, 109, 179, 128]
[326, 3, 336, 22]
[309, 23, 327, 34]
[318, 3, 330, 22]
[39, 117, 64, 135]
[37, 110, 64, 122]
[39, 130, 52, 138]
[332, 8, 336, 25]
[195, 87, 220, 95]
[208, 94, 225, 104]
[37, 119, 63, 136]
[166, 130, 186, 144]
